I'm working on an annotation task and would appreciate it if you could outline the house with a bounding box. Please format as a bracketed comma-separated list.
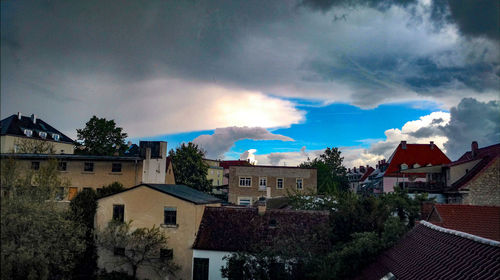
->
[1, 112, 75, 154]
[192, 204, 330, 280]
[95, 183, 222, 280]
[354, 221, 500, 280]
[204, 159, 224, 187]
[347, 165, 367, 192]
[381, 141, 451, 193]
[1, 141, 175, 200]
[227, 165, 317, 205]
[401, 141, 500, 205]
[425, 204, 500, 241]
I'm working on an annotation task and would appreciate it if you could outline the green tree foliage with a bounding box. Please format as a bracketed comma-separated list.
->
[300, 147, 349, 194]
[76, 116, 128, 156]
[97, 181, 125, 198]
[168, 142, 212, 192]
[70, 189, 99, 280]
[98, 221, 179, 279]
[1, 158, 85, 280]
[223, 190, 425, 279]
[14, 138, 56, 154]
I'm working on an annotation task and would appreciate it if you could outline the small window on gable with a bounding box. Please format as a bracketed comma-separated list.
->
[113, 204, 124, 222]
[52, 133, 60, 141]
[413, 163, 420, 168]
[24, 129, 33, 137]
[39, 131, 47, 139]
[164, 207, 177, 226]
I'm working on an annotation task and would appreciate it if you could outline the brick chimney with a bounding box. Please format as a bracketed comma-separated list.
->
[401, 140, 407, 150]
[471, 141, 479, 158]
[430, 141, 434, 150]
[31, 114, 37, 124]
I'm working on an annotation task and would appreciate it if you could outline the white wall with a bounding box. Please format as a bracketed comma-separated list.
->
[193, 250, 232, 280]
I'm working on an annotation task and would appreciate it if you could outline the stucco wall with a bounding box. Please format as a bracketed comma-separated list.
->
[461, 157, 500, 206]
[448, 159, 482, 186]
[96, 186, 220, 280]
[192, 250, 232, 280]
[1, 135, 75, 154]
[228, 166, 317, 204]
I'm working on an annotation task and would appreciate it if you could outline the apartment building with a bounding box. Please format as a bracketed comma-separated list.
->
[227, 165, 317, 205]
[204, 159, 224, 187]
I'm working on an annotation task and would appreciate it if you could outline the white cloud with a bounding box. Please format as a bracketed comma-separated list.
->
[193, 126, 294, 159]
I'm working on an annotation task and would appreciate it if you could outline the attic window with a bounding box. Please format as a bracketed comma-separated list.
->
[39, 131, 47, 139]
[24, 129, 33, 137]
[413, 163, 420, 168]
[52, 133, 60, 141]
[400, 163, 408, 170]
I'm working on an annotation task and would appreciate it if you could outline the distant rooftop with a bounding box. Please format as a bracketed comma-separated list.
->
[1, 113, 74, 144]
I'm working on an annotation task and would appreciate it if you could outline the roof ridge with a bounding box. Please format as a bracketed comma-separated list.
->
[420, 221, 500, 247]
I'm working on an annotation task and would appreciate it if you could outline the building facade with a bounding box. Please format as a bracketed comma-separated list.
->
[96, 184, 221, 280]
[227, 165, 317, 205]
[204, 159, 224, 187]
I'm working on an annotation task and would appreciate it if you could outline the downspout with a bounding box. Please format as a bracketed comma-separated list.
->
[134, 159, 138, 185]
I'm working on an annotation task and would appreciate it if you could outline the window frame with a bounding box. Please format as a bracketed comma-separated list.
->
[296, 178, 303, 190]
[238, 197, 252, 206]
[111, 163, 122, 173]
[57, 161, 67, 171]
[84, 162, 94, 172]
[31, 161, 40, 170]
[112, 204, 125, 222]
[193, 257, 209, 280]
[163, 206, 177, 226]
[238, 176, 252, 187]
[276, 178, 284, 189]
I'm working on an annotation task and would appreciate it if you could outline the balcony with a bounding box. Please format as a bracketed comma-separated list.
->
[398, 181, 445, 192]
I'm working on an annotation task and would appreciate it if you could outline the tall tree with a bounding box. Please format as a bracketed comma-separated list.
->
[168, 142, 212, 192]
[98, 221, 179, 279]
[300, 147, 349, 194]
[76, 116, 128, 156]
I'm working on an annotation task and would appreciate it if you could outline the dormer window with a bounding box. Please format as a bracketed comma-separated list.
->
[52, 133, 60, 141]
[39, 131, 47, 139]
[24, 129, 33, 137]
[400, 163, 408, 170]
[413, 163, 420, 168]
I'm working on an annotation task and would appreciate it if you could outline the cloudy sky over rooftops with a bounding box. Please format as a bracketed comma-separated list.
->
[2, 0, 499, 165]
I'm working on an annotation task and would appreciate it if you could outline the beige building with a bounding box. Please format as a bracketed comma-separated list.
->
[96, 184, 222, 280]
[228, 165, 317, 205]
[1, 113, 75, 154]
[204, 159, 223, 187]
[1, 141, 175, 200]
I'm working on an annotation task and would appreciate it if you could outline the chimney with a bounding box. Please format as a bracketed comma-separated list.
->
[430, 141, 434, 150]
[401, 141, 407, 150]
[348, 168, 351, 173]
[31, 114, 37, 124]
[127, 141, 132, 147]
[471, 141, 479, 158]
[354, 167, 357, 173]
[256, 197, 266, 215]
[17, 112, 22, 120]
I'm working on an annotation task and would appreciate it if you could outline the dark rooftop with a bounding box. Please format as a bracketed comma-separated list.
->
[354, 221, 500, 280]
[98, 184, 223, 205]
[1, 114, 74, 143]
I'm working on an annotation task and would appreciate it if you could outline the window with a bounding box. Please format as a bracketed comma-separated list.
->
[296, 178, 303, 190]
[160, 249, 173, 261]
[259, 177, 267, 191]
[84, 162, 94, 172]
[239, 177, 252, 187]
[114, 247, 125, 256]
[193, 258, 209, 280]
[55, 187, 65, 201]
[238, 197, 252, 206]
[276, 178, 284, 189]
[38, 131, 47, 139]
[83, 187, 92, 191]
[24, 129, 33, 137]
[52, 133, 60, 141]
[164, 207, 177, 225]
[113, 205, 124, 222]
[413, 163, 420, 168]
[112, 163, 122, 173]
[58, 161, 67, 171]
[400, 163, 408, 170]
[31, 161, 40, 170]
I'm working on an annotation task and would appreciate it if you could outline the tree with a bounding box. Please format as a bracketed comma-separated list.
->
[168, 142, 212, 192]
[76, 116, 128, 156]
[98, 221, 179, 279]
[14, 138, 56, 154]
[97, 182, 126, 198]
[1, 158, 86, 280]
[70, 188, 99, 280]
[300, 147, 349, 194]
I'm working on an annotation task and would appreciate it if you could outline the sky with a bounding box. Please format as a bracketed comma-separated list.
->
[2, 0, 499, 167]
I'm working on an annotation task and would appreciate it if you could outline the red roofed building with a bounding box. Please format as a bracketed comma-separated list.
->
[426, 204, 500, 241]
[382, 141, 451, 193]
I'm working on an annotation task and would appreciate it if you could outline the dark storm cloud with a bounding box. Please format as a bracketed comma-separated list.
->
[441, 98, 500, 160]
[302, 0, 500, 40]
[408, 126, 444, 138]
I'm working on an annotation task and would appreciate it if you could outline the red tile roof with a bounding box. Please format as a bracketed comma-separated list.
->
[192, 206, 330, 253]
[427, 204, 500, 241]
[385, 143, 451, 177]
[354, 222, 500, 280]
[456, 143, 500, 162]
[359, 167, 375, 182]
